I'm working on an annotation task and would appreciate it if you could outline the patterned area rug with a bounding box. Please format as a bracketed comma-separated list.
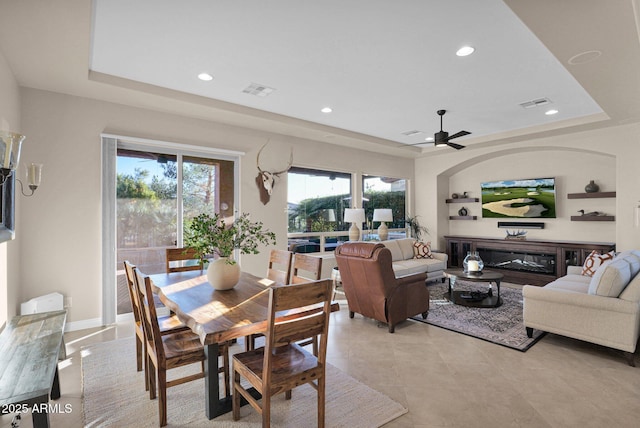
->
[412, 281, 545, 351]
[82, 337, 407, 427]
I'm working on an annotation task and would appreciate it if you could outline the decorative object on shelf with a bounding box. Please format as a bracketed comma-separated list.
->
[344, 208, 365, 241]
[451, 193, 459, 199]
[184, 212, 276, 290]
[584, 180, 600, 193]
[505, 229, 527, 240]
[458, 207, 468, 216]
[0, 131, 24, 186]
[372, 208, 393, 241]
[255, 141, 293, 205]
[462, 191, 468, 198]
[405, 214, 429, 241]
[577, 209, 604, 216]
[463, 251, 484, 274]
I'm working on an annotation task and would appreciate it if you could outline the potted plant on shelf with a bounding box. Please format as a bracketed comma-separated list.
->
[185, 212, 276, 290]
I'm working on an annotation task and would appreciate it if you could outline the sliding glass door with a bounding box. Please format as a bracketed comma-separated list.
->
[113, 144, 236, 316]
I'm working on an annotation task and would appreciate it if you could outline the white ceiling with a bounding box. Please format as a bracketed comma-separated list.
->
[1, 1, 640, 156]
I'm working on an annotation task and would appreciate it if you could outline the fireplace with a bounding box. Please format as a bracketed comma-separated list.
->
[477, 247, 556, 276]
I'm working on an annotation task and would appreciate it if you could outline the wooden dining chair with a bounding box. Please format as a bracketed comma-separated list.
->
[290, 253, 323, 284]
[134, 268, 231, 427]
[123, 261, 189, 390]
[165, 247, 203, 273]
[266, 249, 293, 284]
[232, 279, 333, 428]
[245, 249, 294, 351]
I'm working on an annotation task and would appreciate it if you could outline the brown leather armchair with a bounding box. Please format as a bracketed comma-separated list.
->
[335, 242, 429, 333]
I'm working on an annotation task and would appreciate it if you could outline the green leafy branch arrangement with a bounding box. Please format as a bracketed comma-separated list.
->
[185, 212, 276, 265]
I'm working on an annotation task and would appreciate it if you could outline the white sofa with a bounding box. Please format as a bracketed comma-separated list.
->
[380, 238, 448, 282]
[523, 250, 640, 365]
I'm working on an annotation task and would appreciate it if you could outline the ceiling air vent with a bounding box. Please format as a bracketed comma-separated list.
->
[519, 97, 552, 109]
[401, 130, 424, 137]
[242, 83, 275, 97]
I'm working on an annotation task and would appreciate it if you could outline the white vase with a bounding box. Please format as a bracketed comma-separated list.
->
[206, 257, 241, 290]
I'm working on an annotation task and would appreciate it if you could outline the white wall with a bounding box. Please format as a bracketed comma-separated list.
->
[415, 124, 640, 252]
[14, 87, 640, 329]
[0, 49, 21, 327]
[19, 88, 414, 326]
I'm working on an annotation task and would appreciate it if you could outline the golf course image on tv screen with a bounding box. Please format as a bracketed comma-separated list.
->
[481, 178, 556, 218]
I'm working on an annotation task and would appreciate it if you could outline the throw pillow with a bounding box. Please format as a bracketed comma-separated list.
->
[582, 250, 615, 277]
[413, 241, 433, 259]
[588, 258, 632, 297]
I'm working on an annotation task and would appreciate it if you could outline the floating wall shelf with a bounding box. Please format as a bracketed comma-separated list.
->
[567, 191, 616, 199]
[570, 216, 615, 222]
[446, 198, 479, 203]
[449, 216, 477, 220]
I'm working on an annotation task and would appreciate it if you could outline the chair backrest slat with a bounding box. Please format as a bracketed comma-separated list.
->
[166, 247, 204, 273]
[273, 315, 325, 347]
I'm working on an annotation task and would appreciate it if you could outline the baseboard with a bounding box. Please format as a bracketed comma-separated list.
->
[64, 317, 103, 332]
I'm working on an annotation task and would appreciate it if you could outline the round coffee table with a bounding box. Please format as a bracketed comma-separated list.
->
[444, 269, 504, 308]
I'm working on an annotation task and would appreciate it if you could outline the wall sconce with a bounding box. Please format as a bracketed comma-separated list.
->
[0, 131, 42, 196]
[373, 208, 393, 241]
[0, 131, 24, 186]
[17, 162, 43, 197]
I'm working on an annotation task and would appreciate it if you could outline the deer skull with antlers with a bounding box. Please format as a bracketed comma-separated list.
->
[256, 142, 293, 205]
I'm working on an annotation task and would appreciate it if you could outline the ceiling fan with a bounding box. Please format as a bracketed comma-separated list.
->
[409, 109, 471, 150]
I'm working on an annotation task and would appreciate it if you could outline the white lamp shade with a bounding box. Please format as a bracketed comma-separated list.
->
[373, 208, 393, 223]
[321, 209, 336, 222]
[344, 208, 365, 224]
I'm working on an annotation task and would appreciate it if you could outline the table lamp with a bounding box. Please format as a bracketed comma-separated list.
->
[373, 208, 393, 241]
[344, 208, 365, 241]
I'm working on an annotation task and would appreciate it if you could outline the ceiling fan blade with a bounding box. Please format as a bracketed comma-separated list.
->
[447, 142, 465, 150]
[447, 130, 471, 140]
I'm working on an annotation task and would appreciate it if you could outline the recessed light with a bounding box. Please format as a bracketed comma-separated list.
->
[198, 73, 213, 81]
[425, 137, 434, 142]
[545, 109, 559, 115]
[568, 50, 602, 65]
[456, 46, 475, 57]
[321, 107, 333, 113]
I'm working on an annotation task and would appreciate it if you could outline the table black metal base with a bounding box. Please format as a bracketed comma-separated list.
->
[445, 290, 503, 308]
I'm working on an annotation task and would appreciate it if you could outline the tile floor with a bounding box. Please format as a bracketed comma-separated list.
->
[2, 289, 640, 428]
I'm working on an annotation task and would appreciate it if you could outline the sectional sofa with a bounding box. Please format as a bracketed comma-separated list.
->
[522, 250, 640, 365]
[379, 238, 448, 282]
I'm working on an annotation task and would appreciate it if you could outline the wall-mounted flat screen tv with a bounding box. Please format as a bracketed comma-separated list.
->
[481, 177, 556, 218]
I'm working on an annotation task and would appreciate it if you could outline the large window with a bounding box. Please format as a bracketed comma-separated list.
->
[287, 167, 352, 252]
[362, 175, 407, 237]
[287, 167, 352, 233]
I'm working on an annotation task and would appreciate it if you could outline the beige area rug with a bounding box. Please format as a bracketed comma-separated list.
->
[82, 337, 407, 427]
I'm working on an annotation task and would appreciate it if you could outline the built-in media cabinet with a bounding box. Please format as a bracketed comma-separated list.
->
[444, 236, 615, 286]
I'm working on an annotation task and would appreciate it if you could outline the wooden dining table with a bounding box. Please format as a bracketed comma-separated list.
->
[148, 270, 339, 420]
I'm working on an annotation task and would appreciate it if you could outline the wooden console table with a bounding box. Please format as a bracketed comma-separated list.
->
[0, 310, 67, 428]
[444, 236, 615, 286]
